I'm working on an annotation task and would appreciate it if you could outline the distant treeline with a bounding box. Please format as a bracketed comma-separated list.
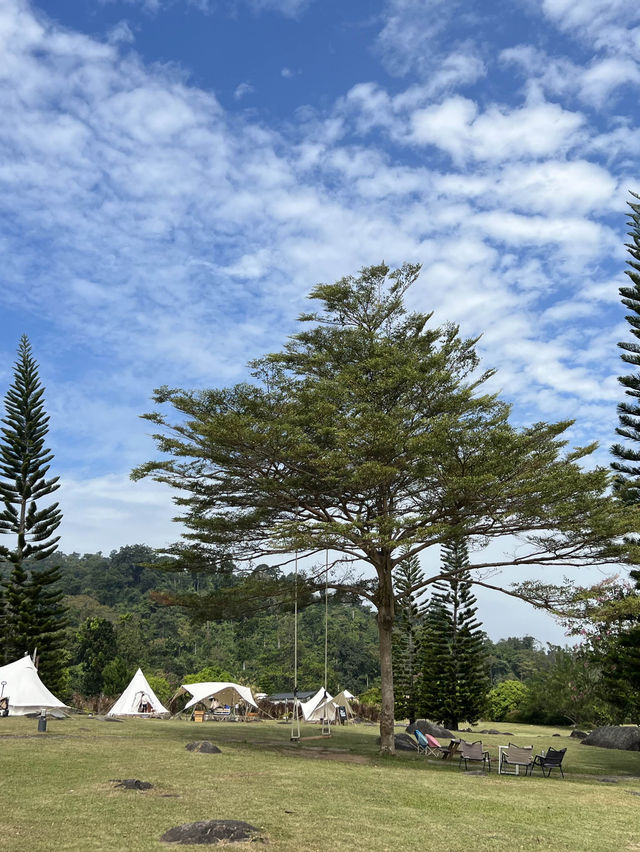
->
[3, 545, 565, 708]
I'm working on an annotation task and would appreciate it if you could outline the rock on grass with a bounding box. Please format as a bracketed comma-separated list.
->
[185, 741, 222, 754]
[160, 820, 263, 844]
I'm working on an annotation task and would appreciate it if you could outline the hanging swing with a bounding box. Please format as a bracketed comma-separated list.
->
[290, 551, 301, 742]
[290, 550, 332, 741]
[320, 549, 331, 737]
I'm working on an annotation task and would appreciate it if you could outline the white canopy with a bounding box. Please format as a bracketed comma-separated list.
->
[182, 681, 258, 711]
[342, 689, 356, 701]
[301, 686, 334, 721]
[0, 655, 67, 716]
[107, 668, 169, 716]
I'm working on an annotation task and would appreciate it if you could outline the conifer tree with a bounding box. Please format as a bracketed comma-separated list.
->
[0, 336, 66, 687]
[392, 553, 424, 723]
[612, 192, 640, 498]
[418, 539, 488, 730]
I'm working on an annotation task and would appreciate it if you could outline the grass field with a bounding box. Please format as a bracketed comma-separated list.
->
[1, 716, 639, 851]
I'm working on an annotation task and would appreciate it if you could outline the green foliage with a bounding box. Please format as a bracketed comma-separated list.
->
[517, 646, 616, 727]
[418, 540, 489, 729]
[486, 680, 529, 721]
[484, 636, 552, 683]
[146, 674, 172, 705]
[359, 685, 382, 706]
[75, 617, 117, 695]
[101, 656, 132, 695]
[183, 665, 238, 684]
[0, 336, 67, 690]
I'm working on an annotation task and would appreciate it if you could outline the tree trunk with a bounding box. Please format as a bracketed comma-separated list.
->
[377, 562, 395, 754]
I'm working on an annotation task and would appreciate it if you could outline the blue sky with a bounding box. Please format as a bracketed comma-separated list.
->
[1, 0, 640, 641]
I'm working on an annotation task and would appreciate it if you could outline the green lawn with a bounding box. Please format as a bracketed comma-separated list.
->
[1, 716, 639, 851]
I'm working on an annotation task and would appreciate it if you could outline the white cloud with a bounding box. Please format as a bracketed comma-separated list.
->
[234, 81, 254, 99]
[376, 0, 486, 89]
[409, 97, 584, 163]
[104, 0, 313, 16]
[501, 46, 640, 107]
[540, 0, 640, 57]
[0, 0, 635, 560]
[58, 474, 183, 554]
[106, 20, 135, 45]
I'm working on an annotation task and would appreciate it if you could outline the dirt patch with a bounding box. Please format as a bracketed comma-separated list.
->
[160, 820, 264, 845]
[275, 746, 370, 764]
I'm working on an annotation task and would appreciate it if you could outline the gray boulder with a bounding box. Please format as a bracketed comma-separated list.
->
[582, 726, 640, 751]
[570, 730, 589, 739]
[406, 719, 453, 739]
[185, 741, 222, 754]
[375, 733, 418, 751]
[160, 820, 262, 844]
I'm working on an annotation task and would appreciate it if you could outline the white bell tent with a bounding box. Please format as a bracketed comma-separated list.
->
[301, 686, 334, 722]
[0, 655, 67, 716]
[107, 668, 169, 716]
[181, 681, 259, 713]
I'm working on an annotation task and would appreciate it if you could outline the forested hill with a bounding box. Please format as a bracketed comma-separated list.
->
[32, 545, 382, 699]
[5, 546, 559, 706]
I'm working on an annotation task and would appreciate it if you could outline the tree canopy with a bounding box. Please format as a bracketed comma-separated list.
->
[135, 262, 640, 752]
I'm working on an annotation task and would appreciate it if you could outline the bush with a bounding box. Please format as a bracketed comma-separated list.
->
[486, 680, 529, 721]
[147, 674, 173, 705]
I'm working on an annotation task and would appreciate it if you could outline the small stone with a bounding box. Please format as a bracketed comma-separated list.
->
[160, 819, 263, 845]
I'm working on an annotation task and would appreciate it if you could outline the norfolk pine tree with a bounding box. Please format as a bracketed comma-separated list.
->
[418, 539, 488, 729]
[392, 553, 424, 723]
[612, 192, 640, 497]
[134, 263, 640, 753]
[0, 336, 66, 689]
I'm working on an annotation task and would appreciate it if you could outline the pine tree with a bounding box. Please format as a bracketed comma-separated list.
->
[612, 192, 640, 498]
[0, 335, 66, 686]
[392, 553, 425, 723]
[418, 539, 488, 730]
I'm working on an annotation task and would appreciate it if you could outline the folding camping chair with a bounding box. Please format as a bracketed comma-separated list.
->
[414, 730, 445, 758]
[532, 747, 566, 778]
[458, 740, 491, 771]
[499, 743, 533, 776]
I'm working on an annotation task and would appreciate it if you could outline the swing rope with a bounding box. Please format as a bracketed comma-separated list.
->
[321, 549, 331, 737]
[290, 551, 301, 741]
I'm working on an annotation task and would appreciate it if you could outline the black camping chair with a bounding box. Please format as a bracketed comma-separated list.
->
[532, 747, 567, 778]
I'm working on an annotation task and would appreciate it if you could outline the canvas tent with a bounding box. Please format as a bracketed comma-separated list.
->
[301, 686, 334, 722]
[107, 668, 169, 716]
[330, 689, 355, 722]
[301, 687, 355, 723]
[181, 682, 259, 713]
[0, 655, 67, 716]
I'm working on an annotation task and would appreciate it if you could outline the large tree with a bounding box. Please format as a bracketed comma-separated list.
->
[0, 336, 66, 689]
[612, 191, 640, 496]
[134, 262, 640, 752]
[418, 539, 488, 730]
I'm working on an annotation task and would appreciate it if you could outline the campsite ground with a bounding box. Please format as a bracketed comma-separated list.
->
[0, 717, 639, 851]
